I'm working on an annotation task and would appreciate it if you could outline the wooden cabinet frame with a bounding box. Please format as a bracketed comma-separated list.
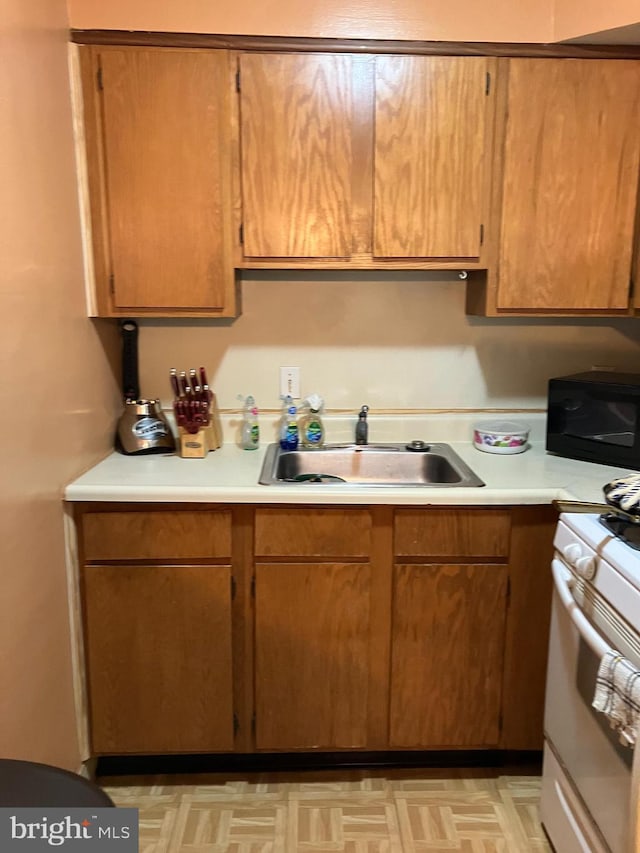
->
[72, 501, 555, 756]
[72, 32, 640, 317]
[233, 52, 498, 271]
[76, 46, 239, 318]
[466, 57, 640, 317]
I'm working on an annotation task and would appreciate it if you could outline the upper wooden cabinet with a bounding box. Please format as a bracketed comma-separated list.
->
[238, 52, 495, 266]
[78, 46, 237, 317]
[74, 39, 640, 315]
[468, 57, 640, 316]
[373, 56, 493, 260]
[239, 53, 354, 259]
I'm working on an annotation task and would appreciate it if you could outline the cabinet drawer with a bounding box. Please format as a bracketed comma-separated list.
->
[255, 508, 371, 557]
[81, 510, 232, 561]
[394, 509, 510, 558]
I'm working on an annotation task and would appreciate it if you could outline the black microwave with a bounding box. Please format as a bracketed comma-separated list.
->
[547, 371, 640, 469]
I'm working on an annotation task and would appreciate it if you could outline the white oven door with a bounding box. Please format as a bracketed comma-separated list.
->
[543, 558, 636, 853]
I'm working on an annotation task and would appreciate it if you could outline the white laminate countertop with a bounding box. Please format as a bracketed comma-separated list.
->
[64, 412, 635, 506]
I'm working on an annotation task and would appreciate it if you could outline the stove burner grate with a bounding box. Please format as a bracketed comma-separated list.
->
[599, 513, 640, 551]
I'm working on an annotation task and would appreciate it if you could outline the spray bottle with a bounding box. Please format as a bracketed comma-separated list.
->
[240, 395, 260, 450]
[279, 395, 299, 450]
[300, 394, 325, 448]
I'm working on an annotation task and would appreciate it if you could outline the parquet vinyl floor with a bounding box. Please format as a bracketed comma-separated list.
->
[102, 767, 552, 852]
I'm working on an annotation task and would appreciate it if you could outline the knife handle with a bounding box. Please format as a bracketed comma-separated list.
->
[199, 367, 213, 402]
[170, 368, 181, 400]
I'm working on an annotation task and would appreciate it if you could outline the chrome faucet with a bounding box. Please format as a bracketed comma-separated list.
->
[355, 405, 369, 445]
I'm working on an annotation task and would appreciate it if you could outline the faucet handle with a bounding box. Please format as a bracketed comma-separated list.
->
[355, 405, 369, 445]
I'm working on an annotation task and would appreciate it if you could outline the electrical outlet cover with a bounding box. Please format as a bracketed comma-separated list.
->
[280, 366, 300, 399]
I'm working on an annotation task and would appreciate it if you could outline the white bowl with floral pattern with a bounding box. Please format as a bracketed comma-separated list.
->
[473, 420, 530, 454]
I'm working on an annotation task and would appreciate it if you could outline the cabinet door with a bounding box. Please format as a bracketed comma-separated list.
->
[374, 56, 492, 260]
[497, 58, 640, 311]
[389, 563, 508, 747]
[254, 562, 371, 749]
[84, 563, 234, 754]
[239, 53, 354, 259]
[82, 47, 236, 315]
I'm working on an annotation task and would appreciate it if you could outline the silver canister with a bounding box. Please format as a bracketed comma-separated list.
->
[116, 399, 176, 455]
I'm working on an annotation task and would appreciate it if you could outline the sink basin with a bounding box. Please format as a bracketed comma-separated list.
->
[258, 442, 485, 487]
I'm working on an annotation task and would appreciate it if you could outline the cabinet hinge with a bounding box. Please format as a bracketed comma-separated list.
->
[109, 273, 115, 295]
[239, 223, 244, 246]
[233, 712, 239, 736]
[485, 71, 491, 95]
[250, 575, 256, 598]
[236, 69, 241, 92]
[498, 708, 503, 734]
[97, 65, 103, 91]
[251, 712, 256, 736]
[479, 223, 484, 246]
[231, 575, 237, 600]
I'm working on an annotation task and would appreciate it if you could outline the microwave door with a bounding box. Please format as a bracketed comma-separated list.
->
[556, 393, 637, 448]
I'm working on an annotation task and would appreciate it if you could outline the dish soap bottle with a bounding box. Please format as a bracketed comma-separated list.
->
[279, 395, 299, 450]
[300, 394, 325, 449]
[241, 395, 259, 450]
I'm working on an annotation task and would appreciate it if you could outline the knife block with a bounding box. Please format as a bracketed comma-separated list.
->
[204, 424, 218, 452]
[179, 427, 207, 458]
[208, 394, 223, 449]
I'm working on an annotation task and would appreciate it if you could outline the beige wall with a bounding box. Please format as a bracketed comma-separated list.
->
[0, 0, 120, 769]
[65, 0, 640, 418]
[64, 0, 640, 43]
[66, 0, 553, 42]
[554, 1, 640, 42]
[139, 275, 640, 420]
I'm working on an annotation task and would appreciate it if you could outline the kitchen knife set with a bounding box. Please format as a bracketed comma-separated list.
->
[171, 366, 222, 457]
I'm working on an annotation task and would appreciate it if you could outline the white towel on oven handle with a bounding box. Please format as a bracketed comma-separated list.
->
[592, 649, 640, 747]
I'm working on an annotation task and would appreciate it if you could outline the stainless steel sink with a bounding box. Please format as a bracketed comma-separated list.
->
[258, 442, 485, 487]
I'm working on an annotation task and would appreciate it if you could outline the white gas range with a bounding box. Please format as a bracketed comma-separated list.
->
[541, 512, 640, 853]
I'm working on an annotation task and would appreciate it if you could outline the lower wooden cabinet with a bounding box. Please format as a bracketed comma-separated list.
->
[390, 507, 512, 749]
[84, 563, 235, 754]
[389, 563, 508, 748]
[74, 503, 555, 756]
[79, 507, 235, 755]
[254, 562, 372, 750]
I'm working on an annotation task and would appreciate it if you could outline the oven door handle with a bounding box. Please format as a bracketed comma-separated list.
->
[552, 558, 611, 658]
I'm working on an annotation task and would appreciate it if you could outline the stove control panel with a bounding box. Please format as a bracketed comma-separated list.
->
[561, 543, 583, 564]
[554, 513, 640, 653]
[554, 520, 599, 582]
[575, 555, 597, 580]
